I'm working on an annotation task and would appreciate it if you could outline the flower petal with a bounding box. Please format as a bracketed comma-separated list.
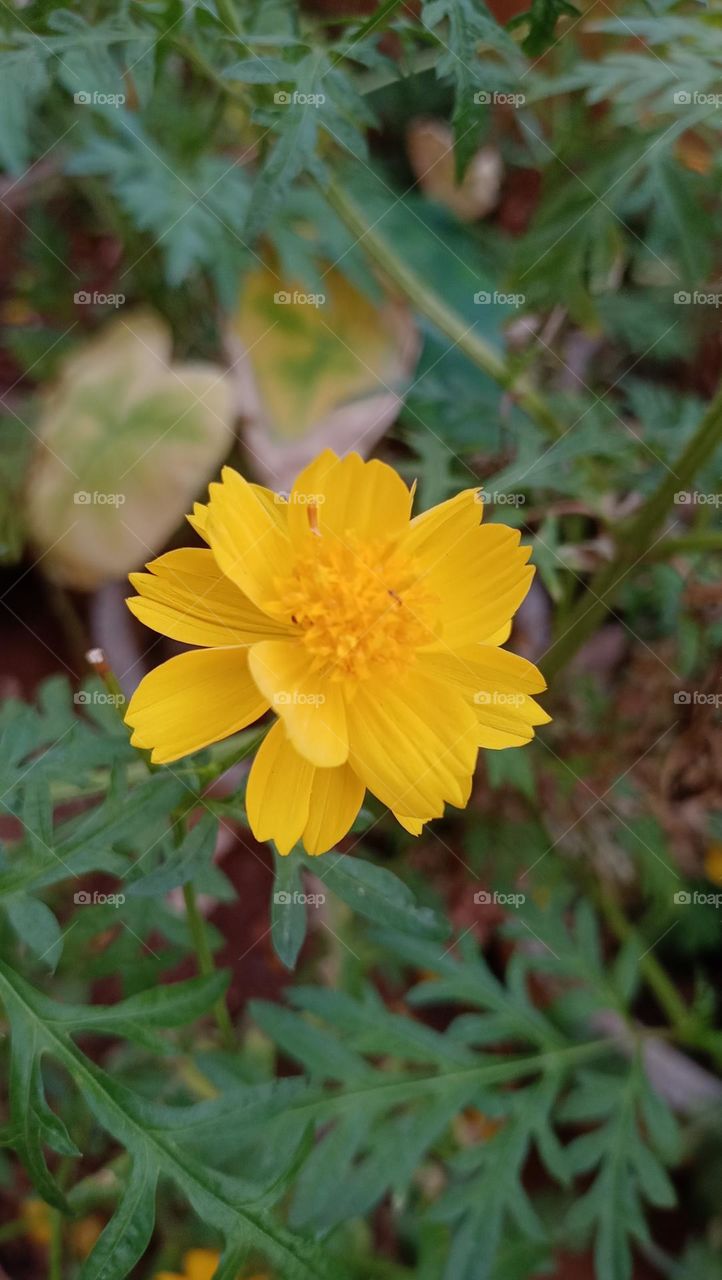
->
[246, 720, 313, 855]
[287, 450, 412, 547]
[401, 487, 482, 561]
[248, 640, 348, 767]
[303, 762, 365, 856]
[393, 813, 426, 835]
[416, 523, 534, 651]
[187, 501, 210, 543]
[127, 549, 292, 648]
[347, 670, 478, 815]
[205, 467, 292, 618]
[124, 647, 268, 764]
[419, 646, 550, 748]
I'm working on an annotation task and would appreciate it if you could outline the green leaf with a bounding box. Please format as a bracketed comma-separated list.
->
[271, 851, 308, 970]
[78, 1152, 157, 1280]
[4, 896, 63, 971]
[126, 814, 219, 897]
[509, 0, 578, 57]
[306, 851, 447, 938]
[0, 961, 348, 1280]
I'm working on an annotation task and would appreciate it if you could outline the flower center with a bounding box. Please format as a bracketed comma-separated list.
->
[277, 537, 438, 682]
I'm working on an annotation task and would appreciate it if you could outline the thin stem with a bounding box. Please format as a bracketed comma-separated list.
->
[324, 178, 564, 442]
[49, 1209, 62, 1280]
[543, 376, 722, 678]
[644, 530, 722, 560]
[594, 886, 722, 1071]
[182, 880, 235, 1051]
[350, 0, 405, 42]
[215, 0, 241, 35]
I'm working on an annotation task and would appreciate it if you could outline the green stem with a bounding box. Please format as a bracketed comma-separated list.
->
[543, 377, 722, 678]
[645, 530, 722, 560]
[350, 0, 405, 42]
[593, 886, 722, 1071]
[49, 1209, 62, 1280]
[182, 880, 235, 1051]
[215, 0, 241, 35]
[324, 178, 564, 442]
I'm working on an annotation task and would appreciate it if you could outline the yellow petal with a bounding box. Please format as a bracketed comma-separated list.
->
[184, 1251, 222, 1280]
[125, 648, 268, 764]
[246, 720, 313, 855]
[249, 640, 348, 767]
[347, 670, 478, 815]
[205, 466, 292, 617]
[287, 450, 412, 547]
[402, 487, 482, 561]
[393, 813, 426, 835]
[417, 524, 534, 651]
[481, 620, 512, 646]
[303, 762, 365, 855]
[127, 549, 292, 648]
[419, 647, 550, 749]
[186, 501, 210, 542]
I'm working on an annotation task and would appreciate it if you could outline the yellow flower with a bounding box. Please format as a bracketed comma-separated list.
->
[155, 1249, 221, 1280]
[22, 1198, 52, 1245]
[704, 843, 722, 886]
[125, 451, 549, 854]
[154, 1250, 268, 1280]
